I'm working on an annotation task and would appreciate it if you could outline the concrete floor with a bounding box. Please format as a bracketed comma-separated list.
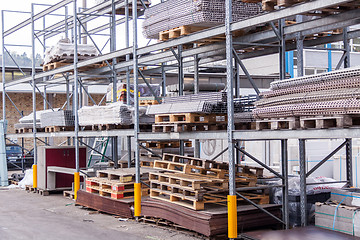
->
[0, 188, 201, 240]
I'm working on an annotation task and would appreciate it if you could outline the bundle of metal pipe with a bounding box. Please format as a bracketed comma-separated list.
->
[142, 0, 261, 39]
[147, 92, 255, 115]
[269, 67, 360, 91]
[254, 67, 360, 119]
[254, 98, 360, 119]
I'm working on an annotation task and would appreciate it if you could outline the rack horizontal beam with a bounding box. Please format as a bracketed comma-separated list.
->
[7, 128, 360, 141]
[3, 0, 73, 37]
[6, 0, 354, 87]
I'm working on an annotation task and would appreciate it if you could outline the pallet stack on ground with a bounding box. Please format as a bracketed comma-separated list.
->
[254, 67, 360, 130]
[149, 153, 267, 210]
[85, 167, 159, 200]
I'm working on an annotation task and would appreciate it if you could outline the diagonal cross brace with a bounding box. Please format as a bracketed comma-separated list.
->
[138, 69, 162, 104]
[235, 145, 283, 179]
[232, 48, 260, 95]
[139, 143, 162, 159]
[236, 192, 285, 225]
[306, 140, 347, 178]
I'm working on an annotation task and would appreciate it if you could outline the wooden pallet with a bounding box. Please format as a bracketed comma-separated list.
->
[25, 185, 36, 192]
[300, 114, 360, 129]
[90, 124, 132, 131]
[37, 189, 50, 196]
[96, 168, 152, 182]
[145, 141, 192, 149]
[162, 153, 215, 169]
[8, 180, 19, 185]
[155, 113, 227, 124]
[45, 126, 74, 132]
[256, 117, 300, 130]
[153, 160, 226, 178]
[86, 177, 149, 192]
[86, 186, 149, 200]
[235, 122, 257, 130]
[159, 25, 245, 43]
[15, 127, 44, 134]
[43, 61, 103, 72]
[152, 123, 227, 133]
[237, 164, 264, 178]
[140, 160, 154, 168]
[139, 99, 161, 106]
[149, 172, 227, 191]
[150, 188, 268, 210]
[63, 190, 75, 200]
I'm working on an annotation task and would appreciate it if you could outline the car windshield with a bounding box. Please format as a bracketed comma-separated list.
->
[6, 146, 22, 155]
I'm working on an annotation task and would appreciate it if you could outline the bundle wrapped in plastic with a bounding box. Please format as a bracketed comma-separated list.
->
[44, 38, 99, 65]
[78, 102, 153, 126]
[272, 176, 346, 227]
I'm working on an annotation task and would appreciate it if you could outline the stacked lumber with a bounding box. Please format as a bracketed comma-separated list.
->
[149, 153, 267, 210]
[254, 67, 360, 130]
[143, 0, 262, 40]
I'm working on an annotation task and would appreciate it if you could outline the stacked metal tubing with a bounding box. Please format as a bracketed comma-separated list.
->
[254, 67, 360, 119]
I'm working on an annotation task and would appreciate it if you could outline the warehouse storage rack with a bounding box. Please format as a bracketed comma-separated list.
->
[2, 0, 360, 238]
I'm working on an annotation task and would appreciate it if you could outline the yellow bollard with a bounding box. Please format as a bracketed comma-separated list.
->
[32, 164, 37, 189]
[134, 182, 141, 217]
[228, 195, 237, 239]
[74, 172, 80, 200]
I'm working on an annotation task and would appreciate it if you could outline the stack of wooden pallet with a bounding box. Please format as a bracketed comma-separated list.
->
[152, 112, 227, 132]
[150, 153, 267, 210]
[85, 168, 156, 200]
[140, 140, 194, 160]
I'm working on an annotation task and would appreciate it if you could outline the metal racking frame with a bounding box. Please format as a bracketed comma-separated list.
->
[2, 0, 360, 238]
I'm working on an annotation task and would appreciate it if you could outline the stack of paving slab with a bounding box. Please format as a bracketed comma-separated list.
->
[14, 109, 59, 129]
[316, 188, 360, 237]
[142, 0, 262, 39]
[78, 102, 152, 126]
[254, 67, 360, 119]
[44, 38, 99, 65]
[40, 110, 74, 128]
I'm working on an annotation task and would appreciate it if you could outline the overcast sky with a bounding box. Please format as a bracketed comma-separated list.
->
[1, 0, 156, 56]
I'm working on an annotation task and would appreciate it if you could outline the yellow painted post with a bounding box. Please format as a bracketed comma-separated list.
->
[32, 164, 37, 188]
[228, 195, 237, 239]
[74, 172, 80, 200]
[134, 182, 141, 217]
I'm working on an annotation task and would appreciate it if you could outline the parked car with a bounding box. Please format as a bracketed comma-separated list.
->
[6, 144, 33, 170]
